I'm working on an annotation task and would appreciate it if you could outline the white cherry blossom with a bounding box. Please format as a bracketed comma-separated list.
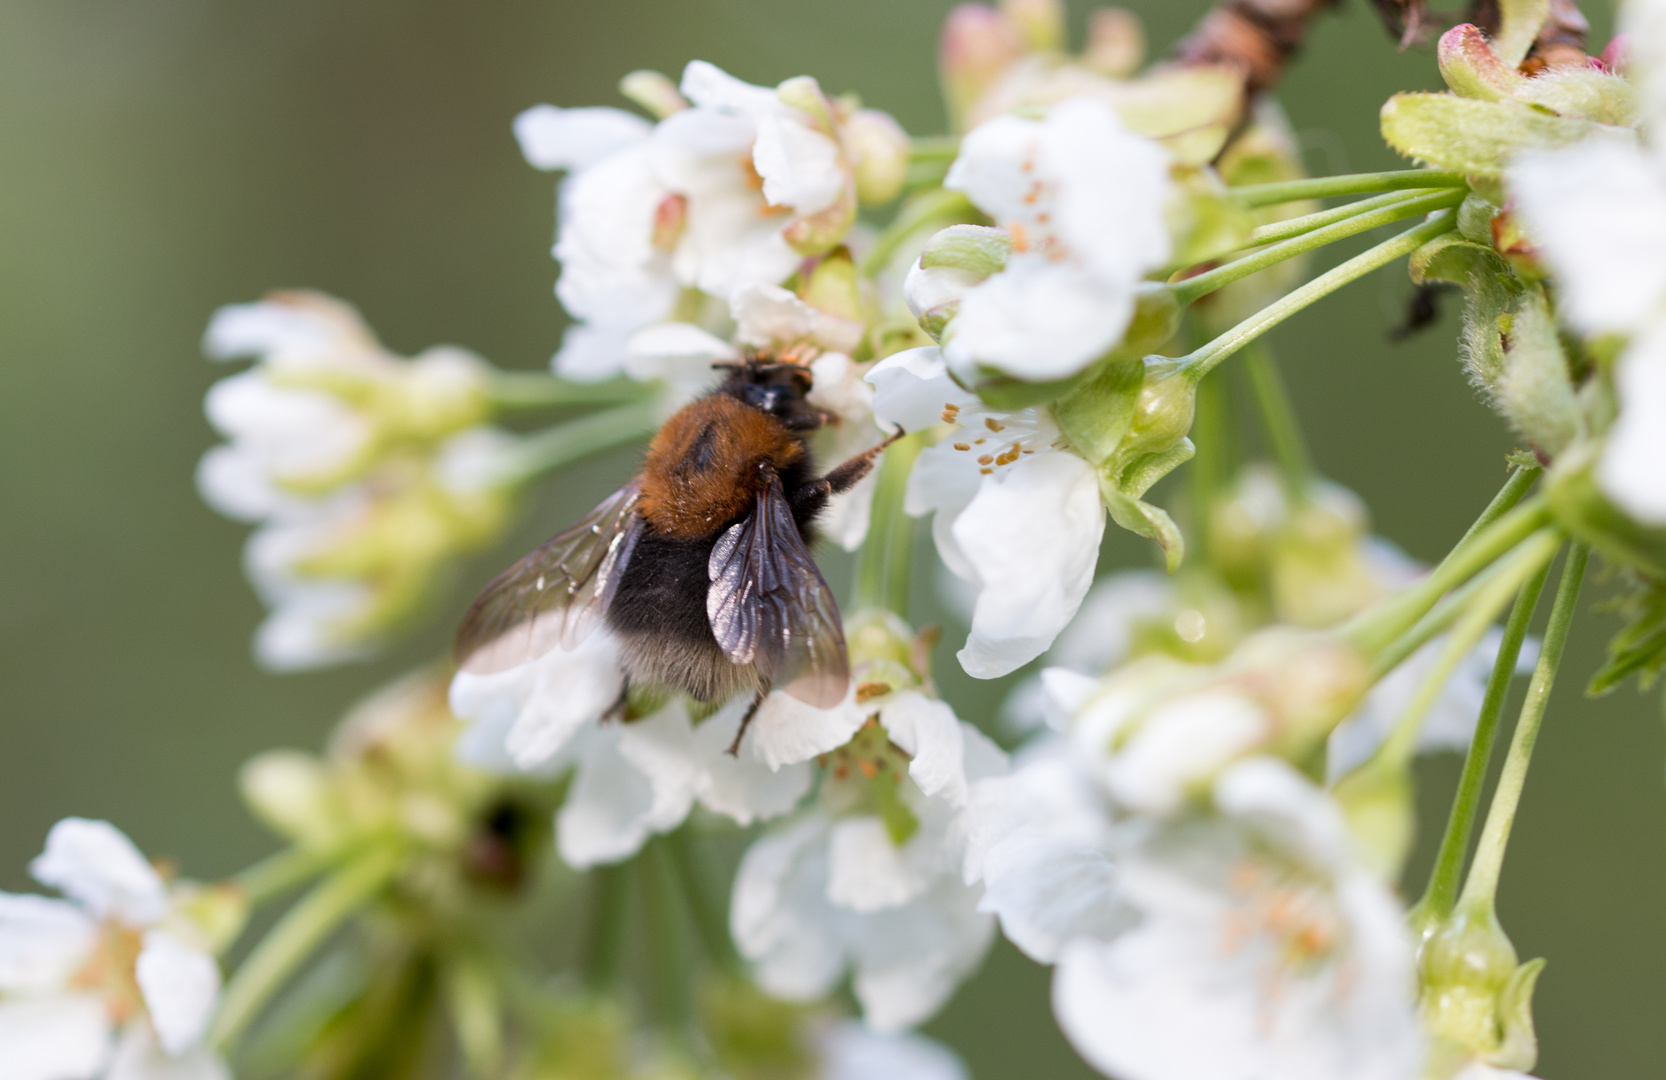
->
[1051, 758, 1423, 1080]
[730, 692, 1007, 1031]
[818, 1020, 969, 1080]
[927, 96, 1172, 382]
[0, 820, 228, 1080]
[517, 61, 904, 380]
[868, 346, 1106, 678]
[450, 635, 852, 868]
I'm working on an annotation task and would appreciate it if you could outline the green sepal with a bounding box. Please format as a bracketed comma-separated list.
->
[1548, 441, 1666, 580]
[1051, 355, 1143, 466]
[1101, 438, 1196, 573]
[1380, 92, 1629, 179]
[1495, 287, 1581, 456]
[1489, 957, 1546, 1071]
[1588, 579, 1666, 695]
[1409, 232, 1512, 289]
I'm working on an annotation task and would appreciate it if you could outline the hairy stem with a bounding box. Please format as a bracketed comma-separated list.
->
[211, 845, 403, 1051]
[1460, 543, 1589, 905]
[1182, 210, 1458, 379]
[1227, 169, 1467, 208]
[1172, 188, 1463, 305]
[1414, 553, 1554, 922]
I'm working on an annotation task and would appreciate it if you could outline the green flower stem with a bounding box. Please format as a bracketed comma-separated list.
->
[499, 399, 663, 486]
[210, 844, 404, 1051]
[1244, 188, 1451, 247]
[1188, 373, 1228, 554]
[1460, 543, 1590, 906]
[855, 431, 928, 613]
[1373, 530, 1561, 772]
[859, 189, 976, 277]
[1171, 188, 1464, 306]
[1414, 553, 1555, 923]
[233, 845, 343, 908]
[643, 839, 694, 1029]
[582, 861, 632, 992]
[1226, 169, 1468, 208]
[909, 135, 961, 161]
[1341, 493, 1553, 659]
[1177, 211, 1459, 380]
[1240, 344, 1312, 502]
[667, 828, 740, 972]
[485, 372, 655, 410]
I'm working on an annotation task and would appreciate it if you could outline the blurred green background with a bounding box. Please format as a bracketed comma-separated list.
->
[0, 0, 1654, 1076]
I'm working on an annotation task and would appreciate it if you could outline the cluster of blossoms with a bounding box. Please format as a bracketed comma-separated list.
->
[25, 0, 1666, 1076]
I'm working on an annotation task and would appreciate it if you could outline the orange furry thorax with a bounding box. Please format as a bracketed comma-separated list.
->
[638, 395, 803, 538]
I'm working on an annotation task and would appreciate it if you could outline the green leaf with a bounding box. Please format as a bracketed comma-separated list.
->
[1588, 579, 1666, 695]
[1380, 93, 1630, 178]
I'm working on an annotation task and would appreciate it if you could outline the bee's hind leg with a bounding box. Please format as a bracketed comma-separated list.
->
[726, 684, 771, 756]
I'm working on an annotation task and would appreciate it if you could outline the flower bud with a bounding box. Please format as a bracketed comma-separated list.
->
[619, 69, 688, 119]
[1085, 8, 1145, 77]
[940, 5, 1026, 130]
[798, 248, 866, 327]
[1419, 900, 1545, 1071]
[1000, 0, 1064, 52]
[240, 750, 341, 848]
[845, 108, 910, 205]
[1331, 759, 1414, 881]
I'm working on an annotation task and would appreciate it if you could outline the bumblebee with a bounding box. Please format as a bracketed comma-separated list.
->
[455, 358, 898, 750]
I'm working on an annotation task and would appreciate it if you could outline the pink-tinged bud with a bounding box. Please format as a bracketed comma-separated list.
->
[1601, 32, 1631, 74]
[999, 0, 1064, 52]
[1438, 24, 1524, 101]
[651, 193, 688, 252]
[940, 4, 1025, 130]
[1085, 7, 1145, 77]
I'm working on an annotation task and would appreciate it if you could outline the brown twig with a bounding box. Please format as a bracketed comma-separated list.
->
[1170, 0, 1344, 98]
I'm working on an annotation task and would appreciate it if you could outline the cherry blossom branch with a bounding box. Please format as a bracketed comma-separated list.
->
[1413, 554, 1554, 924]
[854, 431, 928, 614]
[1460, 542, 1589, 906]
[1171, 0, 1343, 99]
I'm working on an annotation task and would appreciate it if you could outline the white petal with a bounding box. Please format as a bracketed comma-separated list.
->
[135, 931, 220, 1055]
[1104, 692, 1271, 816]
[556, 726, 678, 868]
[251, 582, 376, 672]
[31, 819, 168, 926]
[944, 114, 1042, 224]
[614, 702, 707, 827]
[551, 321, 637, 382]
[748, 690, 866, 770]
[1047, 570, 1177, 674]
[679, 60, 782, 118]
[752, 113, 844, 214]
[1510, 137, 1666, 335]
[0, 994, 112, 1080]
[1043, 98, 1172, 283]
[689, 699, 814, 825]
[945, 257, 1132, 380]
[106, 1024, 230, 1080]
[849, 877, 995, 1032]
[904, 261, 981, 321]
[818, 1022, 969, 1080]
[194, 445, 289, 524]
[1600, 326, 1666, 523]
[203, 372, 369, 479]
[730, 817, 851, 1000]
[513, 104, 652, 172]
[880, 693, 966, 804]
[827, 817, 938, 912]
[952, 452, 1106, 678]
[0, 894, 97, 993]
[733, 285, 862, 354]
[202, 296, 370, 363]
[865, 346, 976, 435]
[1215, 757, 1351, 869]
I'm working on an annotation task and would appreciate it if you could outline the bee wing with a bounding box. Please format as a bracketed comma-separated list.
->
[454, 480, 644, 674]
[706, 474, 850, 708]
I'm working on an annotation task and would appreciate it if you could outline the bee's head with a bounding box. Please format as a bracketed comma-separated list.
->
[713, 356, 823, 431]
